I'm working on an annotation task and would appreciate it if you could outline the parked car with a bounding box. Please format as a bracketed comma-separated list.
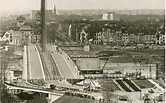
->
[118, 96, 128, 101]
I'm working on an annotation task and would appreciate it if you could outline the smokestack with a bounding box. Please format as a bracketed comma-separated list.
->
[41, 0, 47, 52]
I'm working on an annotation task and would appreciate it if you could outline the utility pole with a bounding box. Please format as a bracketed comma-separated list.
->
[149, 65, 152, 79]
[41, 0, 47, 52]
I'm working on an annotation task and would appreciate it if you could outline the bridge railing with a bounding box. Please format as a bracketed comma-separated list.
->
[26, 46, 31, 80]
[36, 45, 51, 80]
[45, 45, 63, 79]
[58, 46, 83, 79]
[48, 52, 62, 79]
[23, 45, 27, 80]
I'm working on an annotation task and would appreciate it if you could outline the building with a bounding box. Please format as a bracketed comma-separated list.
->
[102, 29, 113, 45]
[94, 32, 103, 44]
[19, 23, 34, 44]
[16, 15, 26, 27]
[33, 11, 42, 44]
[31, 10, 51, 19]
[0, 32, 11, 44]
[66, 51, 101, 74]
[7, 23, 34, 46]
[115, 29, 123, 45]
[60, 45, 91, 51]
[3, 15, 37, 45]
[161, 34, 165, 45]
[32, 29, 41, 44]
[144, 34, 155, 44]
[31, 5, 57, 20]
[129, 34, 136, 44]
[9, 30, 22, 46]
[122, 32, 129, 45]
[102, 29, 117, 45]
[60, 45, 101, 74]
[94, 29, 124, 45]
[155, 30, 165, 45]
[102, 12, 120, 21]
[35, 11, 41, 24]
[80, 30, 88, 43]
[6, 53, 23, 82]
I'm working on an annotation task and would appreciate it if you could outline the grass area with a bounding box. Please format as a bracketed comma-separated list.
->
[97, 50, 124, 56]
[94, 45, 164, 64]
[110, 56, 134, 63]
[153, 79, 165, 89]
[132, 80, 154, 89]
[91, 45, 112, 51]
[24, 93, 47, 103]
[98, 79, 120, 91]
[124, 79, 141, 91]
[127, 49, 165, 55]
[116, 80, 131, 92]
[53, 95, 98, 103]
[102, 91, 118, 102]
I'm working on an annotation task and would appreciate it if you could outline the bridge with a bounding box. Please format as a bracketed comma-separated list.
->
[5, 82, 63, 103]
[46, 44, 82, 79]
[5, 43, 84, 102]
[23, 43, 83, 81]
[27, 44, 45, 80]
[5, 0, 84, 102]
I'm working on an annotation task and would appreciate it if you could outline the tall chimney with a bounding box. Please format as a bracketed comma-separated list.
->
[41, 0, 46, 52]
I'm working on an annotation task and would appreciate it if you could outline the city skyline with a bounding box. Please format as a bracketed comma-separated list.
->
[1, 0, 165, 13]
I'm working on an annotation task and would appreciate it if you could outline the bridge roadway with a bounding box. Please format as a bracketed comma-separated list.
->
[5, 82, 63, 95]
[28, 44, 45, 79]
[46, 45, 77, 79]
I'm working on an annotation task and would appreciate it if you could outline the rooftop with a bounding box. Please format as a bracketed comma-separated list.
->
[60, 45, 85, 47]
[66, 50, 98, 58]
[17, 15, 25, 21]
[36, 11, 41, 16]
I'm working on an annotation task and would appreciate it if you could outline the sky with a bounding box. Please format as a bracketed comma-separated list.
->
[0, 0, 165, 12]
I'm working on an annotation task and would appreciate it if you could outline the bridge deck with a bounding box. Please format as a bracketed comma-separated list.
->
[46, 45, 77, 79]
[28, 44, 44, 79]
[5, 82, 63, 95]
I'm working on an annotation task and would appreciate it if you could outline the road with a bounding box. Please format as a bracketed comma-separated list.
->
[28, 44, 44, 79]
[46, 45, 77, 79]
[5, 82, 63, 95]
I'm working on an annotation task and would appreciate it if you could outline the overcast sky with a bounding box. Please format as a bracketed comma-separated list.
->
[1, 0, 165, 12]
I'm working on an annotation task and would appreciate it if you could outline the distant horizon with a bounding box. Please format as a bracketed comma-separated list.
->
[1, 8, 165, 16]
[1, 0, 165, 13]
[0, 9, 164, 16]
[1, 8, 165, 12]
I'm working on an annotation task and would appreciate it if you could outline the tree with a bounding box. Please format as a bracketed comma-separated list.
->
[0, 46, 15, 103]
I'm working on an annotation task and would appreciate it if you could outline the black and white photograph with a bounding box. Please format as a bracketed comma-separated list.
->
[0, 0, 165, 103]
